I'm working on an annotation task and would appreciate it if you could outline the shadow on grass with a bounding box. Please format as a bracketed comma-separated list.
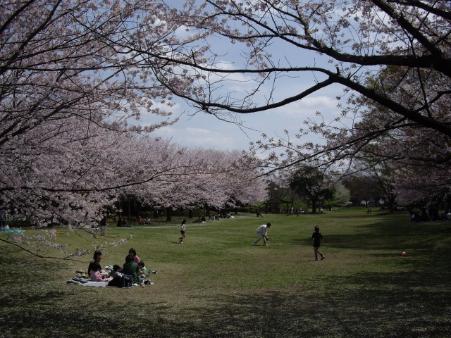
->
[176, 240, 451, 337]
[2, 264, 450, 337]
[294, 213, 451, 251]
[1, 285, 450, 337]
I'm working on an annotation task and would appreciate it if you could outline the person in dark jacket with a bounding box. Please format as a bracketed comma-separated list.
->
[312, 226, 325, 261]
[122, 254, 139, 283]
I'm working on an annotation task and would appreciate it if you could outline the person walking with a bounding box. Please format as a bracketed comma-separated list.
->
[177, 219, 187, 244]
[312, 225, 325, 261]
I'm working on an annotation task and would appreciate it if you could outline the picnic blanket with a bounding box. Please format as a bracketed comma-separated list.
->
[67, 276, 110, 287]
[0, 226, 24, 235]
[67, 265, 155, 288]
[66, 272, 140, 288]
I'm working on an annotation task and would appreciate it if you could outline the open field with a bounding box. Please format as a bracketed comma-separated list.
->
[1, 209, 451, 337]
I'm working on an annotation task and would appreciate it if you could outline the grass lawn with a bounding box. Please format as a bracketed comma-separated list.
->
[1, 209, 451, 337]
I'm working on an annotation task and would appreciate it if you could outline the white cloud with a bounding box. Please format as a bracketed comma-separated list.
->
[154, 126, 239, 149]
[185, 127, 212, 135]
[296, 96, 338, 109]
[212, 61, 253, 84]
[175, 59, 257, 94]
[173, 25, 196, 40]
[274, 95, 339, 118]
[155, 126, 177, 135]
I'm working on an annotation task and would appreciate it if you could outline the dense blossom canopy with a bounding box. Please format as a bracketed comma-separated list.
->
[0, 0, 266, 226]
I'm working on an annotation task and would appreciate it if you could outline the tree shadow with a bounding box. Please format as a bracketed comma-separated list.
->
[174, 253, 451, 337]
[2, 280, 450, 337]
[292, 214, 451, 252]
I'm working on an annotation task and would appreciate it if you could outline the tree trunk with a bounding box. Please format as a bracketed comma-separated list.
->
[127, 199, 131, 225]
[165, 207, 172, 222]
[312, 199, 317, 214]
[386, 193, 397, 213]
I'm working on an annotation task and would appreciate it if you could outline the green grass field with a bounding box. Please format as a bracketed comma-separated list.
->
[1, 209, 451, 337]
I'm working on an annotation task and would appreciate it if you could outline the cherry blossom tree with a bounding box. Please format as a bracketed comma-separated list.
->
[0, 1, 271, 261]
[252, 66, 449, 210]
[0, 0, 183, 225]
[1, 1, 165, 209]
[123, 148, 267, 218]
[132, 0, 450, 136]
[129, 0, 448, 214]
[319, 69, 449, 210]
[1, 116, 266, 227]
[0, 0, 184, 143]
[3, 0, 448, 227]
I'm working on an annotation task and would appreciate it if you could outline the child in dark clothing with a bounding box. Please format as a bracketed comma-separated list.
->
[312, 226, 325, 261]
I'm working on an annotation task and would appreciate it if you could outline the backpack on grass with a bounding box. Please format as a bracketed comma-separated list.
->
[108, 272, 133, 288]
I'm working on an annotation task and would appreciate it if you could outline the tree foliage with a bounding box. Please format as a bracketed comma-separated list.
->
[289, 166, 334, 214]
[144, 0, 451, 136]
[0, 0, 267, 226]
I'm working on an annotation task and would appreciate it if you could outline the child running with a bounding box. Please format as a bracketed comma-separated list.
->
[253, 222, 272, 246]
[177, 219, 187, 244]
[312, 225, 325, 261]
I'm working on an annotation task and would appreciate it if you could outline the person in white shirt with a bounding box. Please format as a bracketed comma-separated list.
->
[253, 222, 272, 246]
[177, 219, 187, 244]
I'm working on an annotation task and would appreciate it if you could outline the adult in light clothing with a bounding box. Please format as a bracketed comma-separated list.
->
[253, 222, 272, 246]
[177, 219, 187, 244]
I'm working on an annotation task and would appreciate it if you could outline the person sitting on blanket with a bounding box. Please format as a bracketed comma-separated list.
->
[123, 254, 139, 284]
[127, 248, 141, 264]
[87, 250, 102, 276]
[87, 250, 109, 281]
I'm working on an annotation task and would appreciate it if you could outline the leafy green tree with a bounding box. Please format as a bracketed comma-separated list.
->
[289, 167, 334, 214]
[324, 183, 351, 210]
[265, 182, 299, 214]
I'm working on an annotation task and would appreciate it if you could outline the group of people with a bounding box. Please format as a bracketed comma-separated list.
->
[253, 222, 326, 261]
[84, 220, 324, 289]
[87, 248, 156, 287]
[176, 218, 326, 261]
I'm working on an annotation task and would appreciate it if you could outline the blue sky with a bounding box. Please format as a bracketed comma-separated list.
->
[145, 8, 347, 151]
[151, 84, 343, 150]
